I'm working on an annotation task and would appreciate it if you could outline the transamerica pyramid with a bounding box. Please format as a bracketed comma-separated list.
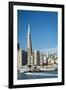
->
[27, 23, 32, 65]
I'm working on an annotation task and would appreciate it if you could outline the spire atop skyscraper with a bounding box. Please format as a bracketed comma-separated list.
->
[28, 23, 30, 34]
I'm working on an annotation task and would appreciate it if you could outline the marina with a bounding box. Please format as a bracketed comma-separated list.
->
[17, 64, 58, 80]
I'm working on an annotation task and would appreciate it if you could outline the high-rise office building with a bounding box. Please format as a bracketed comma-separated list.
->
[17, 49, 22, 70]
[17, 49, 27, 70]
[40, 51, 44, 65]
[27, 23, 32, 65]
[30, 53, 34, 65]
[22, 50, 27, 65]
[34, 50, 40, 65]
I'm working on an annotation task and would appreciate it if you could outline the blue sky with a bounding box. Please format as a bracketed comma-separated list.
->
[17, 10, 58, 50]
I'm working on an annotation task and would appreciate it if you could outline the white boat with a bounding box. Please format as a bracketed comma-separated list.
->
[40, 68, 55, 71]
[24, 72, 32, 75]
[19, 67, 30, 73]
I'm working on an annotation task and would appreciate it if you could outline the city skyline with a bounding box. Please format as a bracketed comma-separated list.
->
[17, 10, 58, 50]
[17, 10, 58, 78]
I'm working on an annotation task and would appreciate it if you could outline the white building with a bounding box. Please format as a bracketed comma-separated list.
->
[17, 49, 27, 70]
[33, 50, 40, 65]
[27, 23, 32, 65]
[17, 49, 22, 70]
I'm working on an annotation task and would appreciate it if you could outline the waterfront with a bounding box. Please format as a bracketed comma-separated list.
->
[17, 70, 58, 80]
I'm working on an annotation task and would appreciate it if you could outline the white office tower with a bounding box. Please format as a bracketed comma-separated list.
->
[27, 23, 32, 65]
[33, 50, 40, 66]
[17, 49, 22, 70]
[40, 51, 44, 65]
[34, 50, 37, 65]
[31, 54, 34, 65]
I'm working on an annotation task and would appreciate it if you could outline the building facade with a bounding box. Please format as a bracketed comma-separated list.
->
[34, 50, 40, 66]
[40, 51, 44, 65]
[17, 49, 22, 70]
[17, 49, 27, 70]
[27, 23, 32, 65]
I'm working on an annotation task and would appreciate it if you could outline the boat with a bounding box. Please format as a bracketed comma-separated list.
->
[19, 67, 30, 73]
[40, 68, 55, 71]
